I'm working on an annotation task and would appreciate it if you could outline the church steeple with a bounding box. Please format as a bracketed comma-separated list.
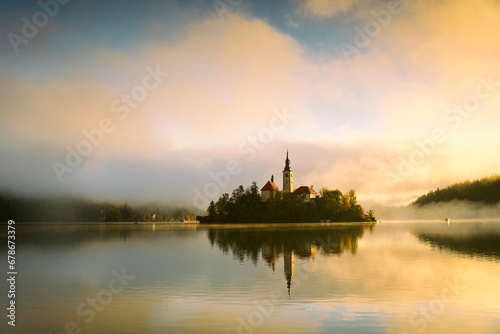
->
[282, 150, 293, 192]
[283, 150, 291, 172]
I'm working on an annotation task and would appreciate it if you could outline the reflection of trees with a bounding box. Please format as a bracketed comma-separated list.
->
[14, 224, 197, 249]
[207, 226, 367, 294]
[416, 232, 500, 260]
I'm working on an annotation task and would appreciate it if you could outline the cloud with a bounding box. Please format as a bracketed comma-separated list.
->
[1, 1, 500, 208]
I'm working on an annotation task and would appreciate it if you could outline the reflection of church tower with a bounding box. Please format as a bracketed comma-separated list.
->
[283, 150, 293, 193]
[262, 244, 278, 271]
[284, 249, 294, 295]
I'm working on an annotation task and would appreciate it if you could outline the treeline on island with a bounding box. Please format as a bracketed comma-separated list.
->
[0, 194, 196, 223]
[412, 175, 500, 206]
[198, 182, 376, 224]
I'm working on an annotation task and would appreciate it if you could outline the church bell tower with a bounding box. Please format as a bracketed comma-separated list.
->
[283, 150, 293, 193]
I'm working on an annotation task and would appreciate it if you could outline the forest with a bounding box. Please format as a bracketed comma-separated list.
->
[412, 174, 500, 206]
[0, 194, 196, 223]
[198, 182, 376, 224]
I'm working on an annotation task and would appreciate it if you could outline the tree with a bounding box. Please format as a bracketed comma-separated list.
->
[201, 183, 375, 224]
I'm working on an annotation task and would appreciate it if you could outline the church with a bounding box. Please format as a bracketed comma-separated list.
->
[261, 151, 318, 202]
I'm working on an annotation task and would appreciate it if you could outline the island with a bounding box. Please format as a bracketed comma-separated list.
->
[198, 151, 376, 224]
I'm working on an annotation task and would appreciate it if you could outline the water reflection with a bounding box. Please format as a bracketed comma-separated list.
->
[15, 223, 197, 248]
[3, 222, 500, 334]
[207, 225, 371, 294]
[416, 227, 500, 260]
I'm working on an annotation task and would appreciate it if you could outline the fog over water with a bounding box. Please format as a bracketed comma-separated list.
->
[374, 200, 500, 221]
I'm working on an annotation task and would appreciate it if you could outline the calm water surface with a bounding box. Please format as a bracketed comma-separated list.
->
[1, 221, 500, 334]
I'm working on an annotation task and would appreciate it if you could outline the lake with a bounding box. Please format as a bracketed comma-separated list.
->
[1, 221, 500, 334]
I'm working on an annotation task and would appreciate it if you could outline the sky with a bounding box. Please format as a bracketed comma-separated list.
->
[1, 0, 500, 210]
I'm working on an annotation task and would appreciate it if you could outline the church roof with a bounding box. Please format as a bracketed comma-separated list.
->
[293, 186, 317, 194]
[261, 181, 279, 191]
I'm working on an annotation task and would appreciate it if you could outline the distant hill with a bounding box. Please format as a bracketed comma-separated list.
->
[0, 194, 198, 223]
[412, 175, 500, 206]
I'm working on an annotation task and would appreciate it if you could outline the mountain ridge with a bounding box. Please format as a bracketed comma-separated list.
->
[412, 174, 500, 206]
